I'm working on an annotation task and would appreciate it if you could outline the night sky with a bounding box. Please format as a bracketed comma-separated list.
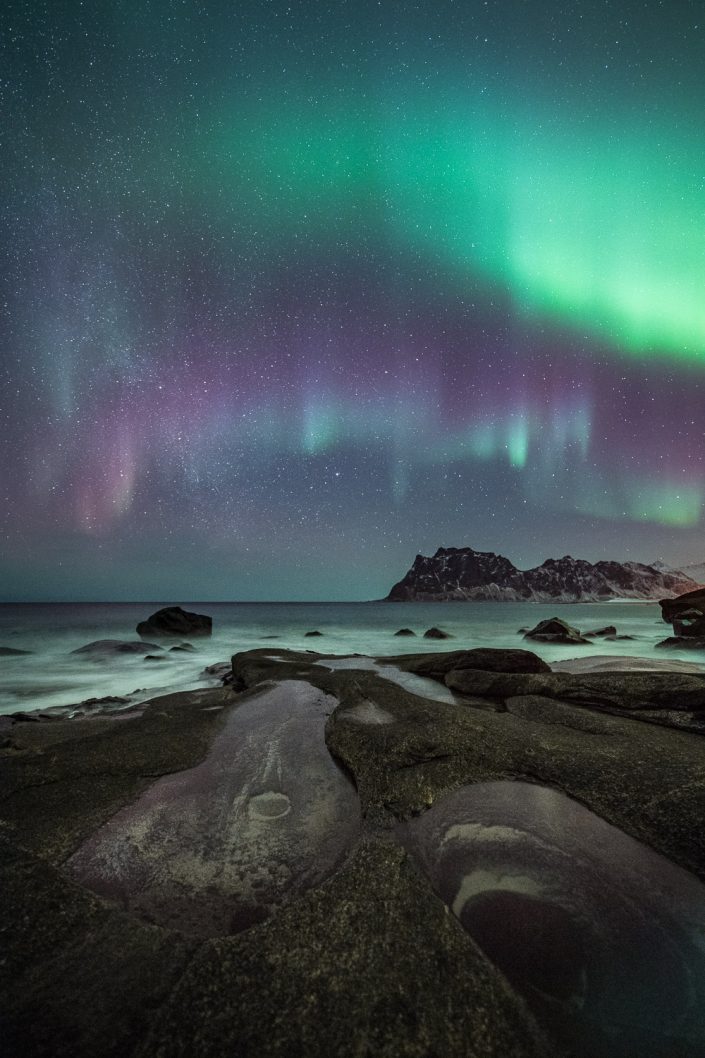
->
[2, 0, 705, 601]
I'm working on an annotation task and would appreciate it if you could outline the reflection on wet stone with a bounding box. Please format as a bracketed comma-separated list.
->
[65, 681, 361, 937]
[402, 780, 705, 1058]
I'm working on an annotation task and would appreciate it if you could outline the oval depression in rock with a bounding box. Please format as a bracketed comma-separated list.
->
[402, 780, 705, 1058]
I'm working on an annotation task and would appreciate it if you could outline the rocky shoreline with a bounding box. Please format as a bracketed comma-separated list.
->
[2, 646, 705, 1057]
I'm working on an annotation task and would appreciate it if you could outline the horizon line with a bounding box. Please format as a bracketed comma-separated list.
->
[0, 598, 386, 605]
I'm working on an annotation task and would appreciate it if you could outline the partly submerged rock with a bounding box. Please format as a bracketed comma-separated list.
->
[656, 637, 705, 650]
[523, 618, 590, 645]
[584, 625, 617, 637]
[136, 606, 212, 639]
[394, 628, 416, 636]
[202, 661, 235, 686]
[81, 695, 131, 707]
[305, 630, 324, 637]
[0, 646, 32, 656]
[424, 627, 452, 639]
[71, 640, 162, 655]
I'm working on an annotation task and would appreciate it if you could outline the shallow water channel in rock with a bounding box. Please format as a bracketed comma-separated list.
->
[65, 680, 361, 936]
[402, 781, 705, 1058]
[314, 655, 459, 703]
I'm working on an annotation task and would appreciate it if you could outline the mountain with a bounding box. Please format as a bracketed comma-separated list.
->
[386, 547, 702, 602]
[652, 559, 705, 585]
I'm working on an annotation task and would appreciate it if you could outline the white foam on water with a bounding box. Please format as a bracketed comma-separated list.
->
[1, 600, 701, 712]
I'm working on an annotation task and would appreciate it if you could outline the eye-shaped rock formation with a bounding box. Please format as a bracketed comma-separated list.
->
[65, 680, 361, 936]
[402, 780, 705, 1058]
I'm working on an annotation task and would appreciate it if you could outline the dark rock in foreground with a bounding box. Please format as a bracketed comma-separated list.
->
[136, 606, 212, 639]
[5, 647, 705, 1058]
[403, 780, 705, 1057]
[523, 618, 590, 645]
[65, 680, 360, 937]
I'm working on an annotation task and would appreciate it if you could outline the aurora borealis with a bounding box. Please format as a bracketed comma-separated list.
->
[2, 0, 704, 600]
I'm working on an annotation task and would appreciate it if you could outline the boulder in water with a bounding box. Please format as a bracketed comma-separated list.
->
[394, 628, 416, 637]
[137, 607, 212, 639]
[656, 637, 705, 651]
[424, 627, 452, 639]
[523, 618, 590, 645]
[660, 588, 705, 624]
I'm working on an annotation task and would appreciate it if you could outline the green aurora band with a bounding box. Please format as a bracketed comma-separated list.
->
[205, 91, 705, 364]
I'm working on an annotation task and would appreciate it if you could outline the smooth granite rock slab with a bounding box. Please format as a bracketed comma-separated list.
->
[137, 836, 556, 1058]
[313, 654, 705, 879]
[4, 648, 705, 1058]
[0, 836, 196, 1058]
[0, 686, 233, 862]
[65, 680, 361, 936]
[443, 668, 705, 711]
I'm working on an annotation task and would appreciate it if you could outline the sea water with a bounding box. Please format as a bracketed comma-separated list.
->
[0, 600, 699, 714]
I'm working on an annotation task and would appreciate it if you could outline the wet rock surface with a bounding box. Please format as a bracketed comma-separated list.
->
[387, 648, 551, 679]
[402, 781, 705, 1058]
[65, 680, 361, 936]
[3, 646, 705, 1058]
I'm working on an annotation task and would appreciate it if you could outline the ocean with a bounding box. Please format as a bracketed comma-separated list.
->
[0, 599, 698, 714]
